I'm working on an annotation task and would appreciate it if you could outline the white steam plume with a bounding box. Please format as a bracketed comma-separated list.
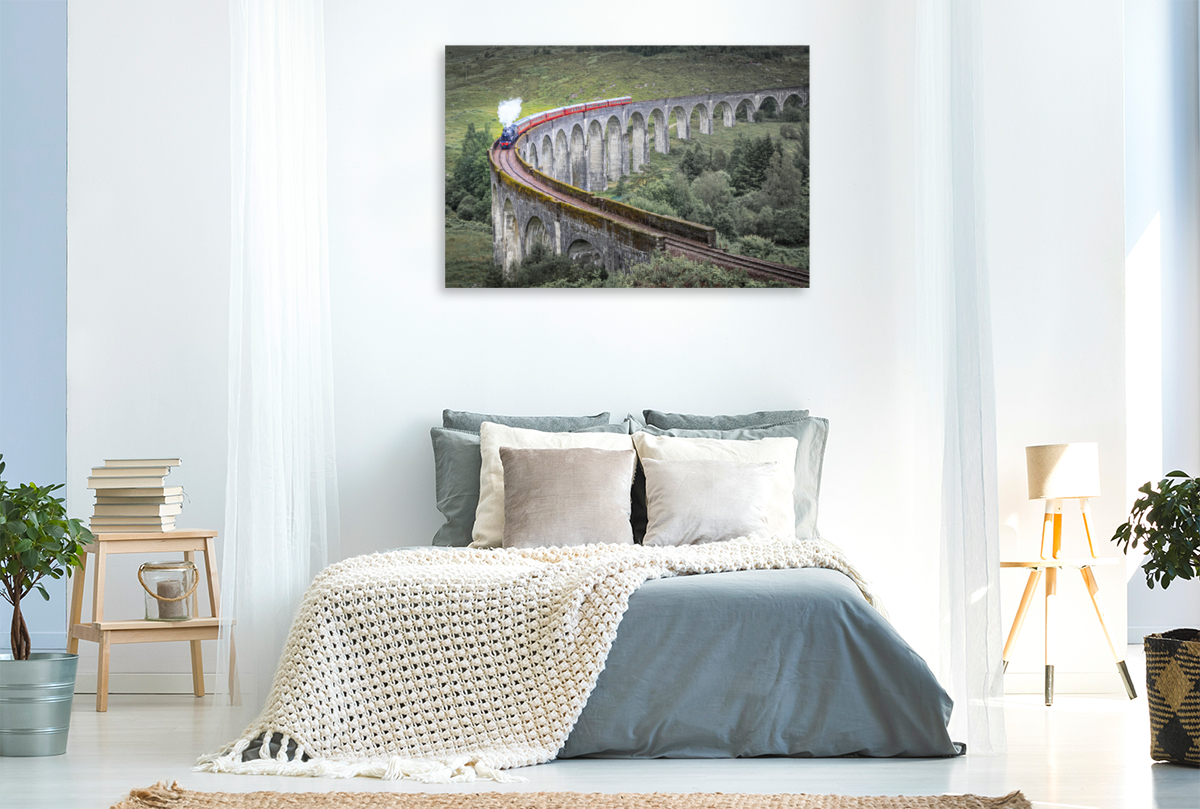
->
[497, 97, 523, 127]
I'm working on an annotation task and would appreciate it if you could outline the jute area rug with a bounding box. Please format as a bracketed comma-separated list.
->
[111, 782, 1031, 809]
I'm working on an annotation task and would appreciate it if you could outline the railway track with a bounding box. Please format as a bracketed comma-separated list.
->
[662, 237, 809, 286]
[493, 145, 809, 287]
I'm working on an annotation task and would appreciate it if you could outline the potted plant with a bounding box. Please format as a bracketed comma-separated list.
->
[1112, 470, 1200, 767]
[0, 453, 93, 756]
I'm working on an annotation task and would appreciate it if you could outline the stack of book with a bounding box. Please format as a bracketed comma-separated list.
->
[87, 459, 183, 533]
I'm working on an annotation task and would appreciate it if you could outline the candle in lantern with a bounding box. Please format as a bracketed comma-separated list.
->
[157, 579, 188, 619]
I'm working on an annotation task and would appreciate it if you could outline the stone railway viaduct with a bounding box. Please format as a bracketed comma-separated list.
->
[490, 85, 808, 277]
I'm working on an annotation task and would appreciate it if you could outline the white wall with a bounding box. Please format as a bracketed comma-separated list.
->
[985, 1, 1131, 690]
[323, 0, 938, 648]
[1123, 0, 1200, 641]
[66, 0, 230, 688]
[65, 0, 1133, 693]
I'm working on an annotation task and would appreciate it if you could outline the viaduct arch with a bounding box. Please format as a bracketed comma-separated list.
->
[491, 85, 807, 278]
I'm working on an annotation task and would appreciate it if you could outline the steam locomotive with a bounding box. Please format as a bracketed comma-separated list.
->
[497, 96, 633, 149]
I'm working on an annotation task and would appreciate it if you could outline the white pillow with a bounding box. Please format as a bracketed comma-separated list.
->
[470, 422, 635, 549]
[641, 458, 777, 546]
[632, 431, 798, 541]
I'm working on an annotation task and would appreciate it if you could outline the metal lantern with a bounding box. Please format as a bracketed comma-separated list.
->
[138, 560, 198, 621]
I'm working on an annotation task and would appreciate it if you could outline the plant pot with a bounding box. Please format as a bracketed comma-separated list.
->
[0, 652, 79, 756]
[1145, 629, 1200, 766]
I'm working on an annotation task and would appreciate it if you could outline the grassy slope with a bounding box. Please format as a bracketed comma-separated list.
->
[445, 46, 809, 173]
[444, 218, 493, 288]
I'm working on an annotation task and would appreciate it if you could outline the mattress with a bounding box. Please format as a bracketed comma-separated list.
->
[559, 567, 960, 759]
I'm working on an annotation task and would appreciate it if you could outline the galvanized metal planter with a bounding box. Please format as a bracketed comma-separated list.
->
[0, 652, 79, 756]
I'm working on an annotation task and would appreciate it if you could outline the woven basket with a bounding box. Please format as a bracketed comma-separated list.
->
[1145, 629, 1200, 766]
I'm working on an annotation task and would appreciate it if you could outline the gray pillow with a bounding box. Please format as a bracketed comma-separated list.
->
[642, 409, 810, 430]
[500, 447, 636, 549]
[641, 458, 776, 547]
[430, 422, 631, 547]
[443, 409, 611, 433]
[431, 427, 483, 547]
[641, 417, 828, 540]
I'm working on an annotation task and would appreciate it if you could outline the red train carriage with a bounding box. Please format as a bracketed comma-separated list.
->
[497, 96, 632, 149]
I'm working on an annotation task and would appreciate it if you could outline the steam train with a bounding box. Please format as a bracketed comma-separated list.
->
[497, 96, 633, 149]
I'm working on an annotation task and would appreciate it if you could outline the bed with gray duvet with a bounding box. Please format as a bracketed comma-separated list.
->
[560, 566, 961, 759]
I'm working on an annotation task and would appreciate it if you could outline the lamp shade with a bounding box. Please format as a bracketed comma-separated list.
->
[1026, 443, 1101, 500]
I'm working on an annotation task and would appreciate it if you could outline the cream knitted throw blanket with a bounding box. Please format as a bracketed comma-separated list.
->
[196, 536, 877, 783]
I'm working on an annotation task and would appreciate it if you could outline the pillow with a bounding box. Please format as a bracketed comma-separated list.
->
[641, 458, 776, 546]
[631, 432, 798, 541]
[641, 417, 828, 540]
[430, 427, 484, 547]
[431, 422, 629, 547]
[500, 447, 636, 548]
[642, 408, 810, 431]
[443, 409, 611, 433]
[471, 422, 636, 549]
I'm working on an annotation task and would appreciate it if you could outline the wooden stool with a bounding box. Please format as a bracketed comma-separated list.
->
[67, 530, 234, 711]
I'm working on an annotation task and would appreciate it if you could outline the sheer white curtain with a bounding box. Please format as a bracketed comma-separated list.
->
[915, 0, 1006, 754]
[216, 0, 339, 721]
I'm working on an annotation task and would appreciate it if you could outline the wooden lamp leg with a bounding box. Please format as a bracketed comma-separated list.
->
[1003, 568, 1044, 673]
[1080, 498, 1098, 558]
[1080, 566, 1137, 699]
[1039, 501, 1054, 559]
[1045, 565, 1057, 706]
[1050, 500, 1063, 559]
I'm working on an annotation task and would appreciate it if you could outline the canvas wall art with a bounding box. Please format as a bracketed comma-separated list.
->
[445, 46, 809, 288]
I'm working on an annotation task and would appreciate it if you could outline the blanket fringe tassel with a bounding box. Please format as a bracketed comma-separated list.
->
[193, 731, 526, 783]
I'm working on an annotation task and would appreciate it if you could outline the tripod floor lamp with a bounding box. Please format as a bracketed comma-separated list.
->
[1001, 442, 1138, 705]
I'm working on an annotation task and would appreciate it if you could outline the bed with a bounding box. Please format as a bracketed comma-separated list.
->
[563, 567, 957, 759]
[198, 408, 960, 781]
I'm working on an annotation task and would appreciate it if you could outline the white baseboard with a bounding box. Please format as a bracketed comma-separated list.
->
[1128, 625, 1191, 643]
[73, 671, 218, 695]
[1004, 671, 1127, 695]
[28, 632, 67, 652]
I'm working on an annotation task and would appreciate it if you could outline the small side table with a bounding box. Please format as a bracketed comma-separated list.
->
[1001, 556, 1136, 706]
[67, 530, 234, 711]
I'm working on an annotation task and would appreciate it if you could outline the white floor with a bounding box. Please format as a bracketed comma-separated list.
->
[2, 646, 1197, 809]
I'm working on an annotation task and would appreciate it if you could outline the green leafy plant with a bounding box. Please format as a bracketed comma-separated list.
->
[1112, 470, 1200, 590]
[0, 454, 93, 660]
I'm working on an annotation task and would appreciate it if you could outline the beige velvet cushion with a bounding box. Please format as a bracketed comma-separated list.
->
[641, 458, 777, 546]
[500, 447, 637, 549]
[632, 431, 798, 540]
[470, 422, 636, 549]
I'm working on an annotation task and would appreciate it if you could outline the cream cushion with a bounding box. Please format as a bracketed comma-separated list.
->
[501, 447, 637, 548]
[632, 431, 798, 541]
[640, 458, 777, 546]
[470, 422, 635, 549]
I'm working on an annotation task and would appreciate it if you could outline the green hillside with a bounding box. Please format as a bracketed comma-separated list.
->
[445, 46, 809, 173]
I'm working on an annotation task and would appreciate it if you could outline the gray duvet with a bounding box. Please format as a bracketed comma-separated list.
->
[559, 567, 961, 759]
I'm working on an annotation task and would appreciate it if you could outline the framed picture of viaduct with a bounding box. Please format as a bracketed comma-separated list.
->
[445, 46, 809, 288]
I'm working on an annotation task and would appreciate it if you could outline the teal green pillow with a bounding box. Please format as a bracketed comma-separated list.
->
[431, 421, 630, 547]
[642, 409, 810, 431]
[640, 417, 828, 540]
[442, 409, 611, 433]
